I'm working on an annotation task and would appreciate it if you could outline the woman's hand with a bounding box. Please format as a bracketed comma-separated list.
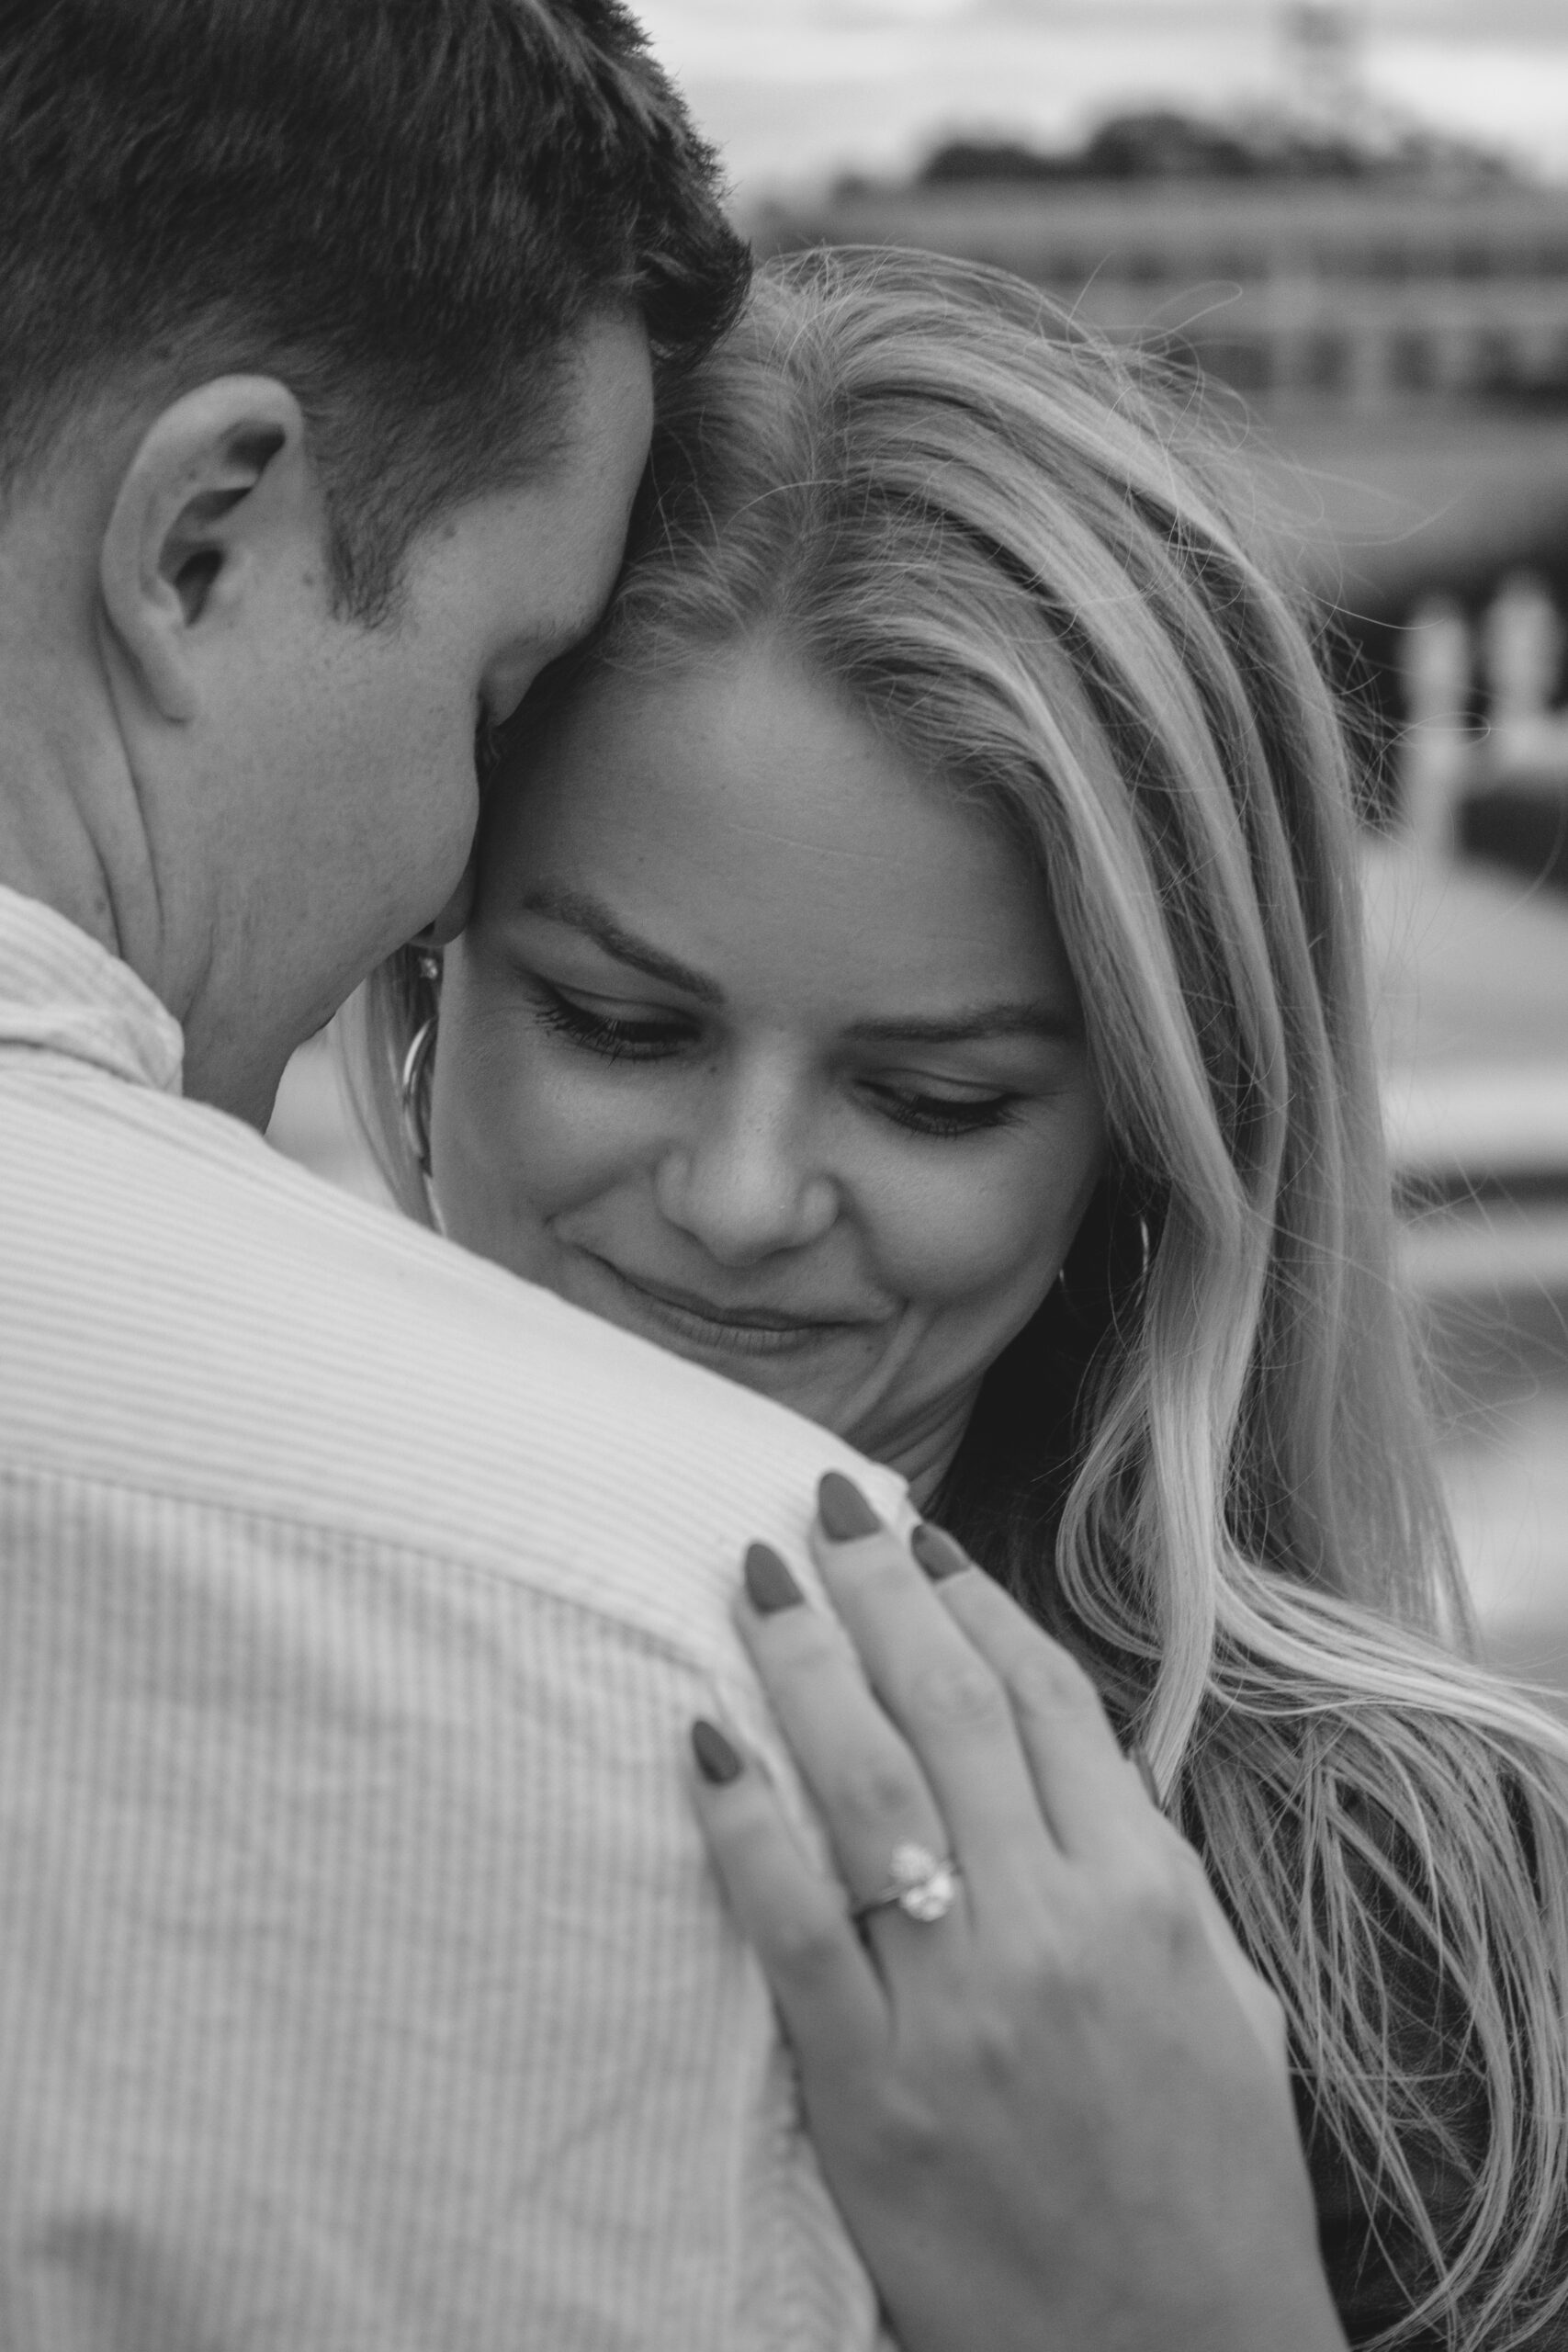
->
[690, 1476, 1347, 2352]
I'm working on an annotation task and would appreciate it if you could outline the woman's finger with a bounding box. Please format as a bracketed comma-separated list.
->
[917, 1522, 1292, 2079]
[728, 1543, 961, 1931]
[687, 1718, 889, 2075]
[918, 1530, 1156, 1865]
[800, 1480, 1066, 1918]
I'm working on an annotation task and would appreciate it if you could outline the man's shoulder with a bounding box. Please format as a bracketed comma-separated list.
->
[0, 1062, 903, 1655]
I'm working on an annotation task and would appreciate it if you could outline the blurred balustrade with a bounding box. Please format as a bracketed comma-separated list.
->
[754, 173, 1568, 423]
[1369, 571, 1568, 1697]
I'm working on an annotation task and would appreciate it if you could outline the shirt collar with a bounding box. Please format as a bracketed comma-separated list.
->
[0, 883, 185, 1095]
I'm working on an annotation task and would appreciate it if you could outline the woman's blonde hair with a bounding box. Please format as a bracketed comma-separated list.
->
[346, 248, 1568, 2347]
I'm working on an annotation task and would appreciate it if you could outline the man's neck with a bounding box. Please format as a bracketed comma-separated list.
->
[0, 703, 265, 1119]
[0, 473, 147, 967]
[0, 730, 128, 966]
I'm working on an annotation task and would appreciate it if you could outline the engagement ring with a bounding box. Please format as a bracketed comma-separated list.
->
[852, 1839, 961, 1926]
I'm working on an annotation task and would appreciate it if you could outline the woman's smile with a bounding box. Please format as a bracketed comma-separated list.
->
[428, 636, 1107, 1495]
[575, 1251, 885, 1358]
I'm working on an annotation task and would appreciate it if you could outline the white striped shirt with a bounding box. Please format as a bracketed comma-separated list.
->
[0, 883, 905, 2351]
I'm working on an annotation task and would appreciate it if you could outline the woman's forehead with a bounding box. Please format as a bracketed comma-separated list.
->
[481, 644, 1077, 1013]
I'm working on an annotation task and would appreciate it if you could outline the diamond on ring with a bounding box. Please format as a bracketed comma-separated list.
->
[854, 1838, 961, 1926]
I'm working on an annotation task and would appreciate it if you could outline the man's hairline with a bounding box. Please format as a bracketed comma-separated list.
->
[348, 297, 655, 627]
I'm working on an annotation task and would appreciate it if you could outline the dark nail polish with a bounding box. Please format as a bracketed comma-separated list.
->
[910, 1522, 971, 1582]
[818, 1471, 881, 1543]
[744, 1542, 804, 1614]
[692, 1718, 744, 1785]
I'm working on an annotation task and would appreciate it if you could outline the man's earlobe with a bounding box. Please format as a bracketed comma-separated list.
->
[98, 378, 311, 723]
[417, 851, 479, 948]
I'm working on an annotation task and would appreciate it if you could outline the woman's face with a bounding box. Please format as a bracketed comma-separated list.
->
[429, 639, 1107, 1493]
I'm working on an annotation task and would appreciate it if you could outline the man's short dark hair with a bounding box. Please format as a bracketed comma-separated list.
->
[1, 0, 750, 615]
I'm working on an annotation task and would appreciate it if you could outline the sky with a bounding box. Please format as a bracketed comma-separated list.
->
[629, 0, 1568, 198]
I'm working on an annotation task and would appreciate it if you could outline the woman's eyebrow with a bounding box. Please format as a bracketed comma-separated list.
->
[515, 884, 722, 1003]
[843, 1005, 1081, 1046]
[513, 887, 1077, 1041]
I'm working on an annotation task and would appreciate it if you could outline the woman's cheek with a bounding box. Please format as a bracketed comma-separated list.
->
[432, 1020, 586, 1228]
[506, 1061, 672, 1223]
[865, 1144, 1069, 1315]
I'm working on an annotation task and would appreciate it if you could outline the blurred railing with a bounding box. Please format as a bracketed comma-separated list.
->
[1367, 571, 1568, 1699]
[1404, 571, 1568, 854]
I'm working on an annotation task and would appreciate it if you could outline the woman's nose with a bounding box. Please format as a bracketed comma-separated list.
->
[652, 1071, 839, 1265]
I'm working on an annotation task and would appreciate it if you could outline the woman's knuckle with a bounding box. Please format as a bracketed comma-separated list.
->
[951, 1990, 1035, 2087]
[1012, 1640, 1101, 1722]
[772, 1609, 841, 1673]
[974, 1914, 1066, 2011]
[769, 1898, 848, 1984]
[1029, 1918, 1099, 2006]
[1116, 1852, 1197, 1950]
[830, 1747, 916, 1829]
[904, 1652, 1005, 1735]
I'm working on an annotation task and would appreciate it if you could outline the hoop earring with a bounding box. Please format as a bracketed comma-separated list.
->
[400, 1015, 437, 1177]
[1055, 1206, 1153, 1318]
[399, 947, 442, 1179]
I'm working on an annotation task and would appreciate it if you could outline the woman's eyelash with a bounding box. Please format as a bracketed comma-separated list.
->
[533, 985, 1019, 1136]
[874, 1090, 1018, 1139]
[532, 988, 690, 1062]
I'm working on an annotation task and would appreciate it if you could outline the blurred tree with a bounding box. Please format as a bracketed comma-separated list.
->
[912, 107, 1511, 190]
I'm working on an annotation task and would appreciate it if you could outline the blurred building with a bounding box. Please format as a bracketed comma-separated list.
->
[752, 163, 1568, 420]
[751, 116, 1568, 781]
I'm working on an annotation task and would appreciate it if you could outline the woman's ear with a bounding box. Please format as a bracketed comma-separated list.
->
[98, 377, 312, 722]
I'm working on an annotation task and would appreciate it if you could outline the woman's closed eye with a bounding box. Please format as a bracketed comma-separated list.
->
[532, 981, 1021, 1140]
[531, 982, 694, 1063]
[864, 1081, 1019, 1139]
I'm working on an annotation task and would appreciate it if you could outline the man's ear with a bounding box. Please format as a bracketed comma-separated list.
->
[98, 377, 315, 722]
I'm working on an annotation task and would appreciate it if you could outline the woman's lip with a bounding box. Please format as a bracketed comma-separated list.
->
[586, 1257, 874, 1338]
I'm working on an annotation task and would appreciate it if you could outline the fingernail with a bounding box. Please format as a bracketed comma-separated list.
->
[744, 1541, 804, 1614]
[910, 1522, 971, 1582]
[692, 1718, 744, 1785]
[818, 1471, 881, 1543]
